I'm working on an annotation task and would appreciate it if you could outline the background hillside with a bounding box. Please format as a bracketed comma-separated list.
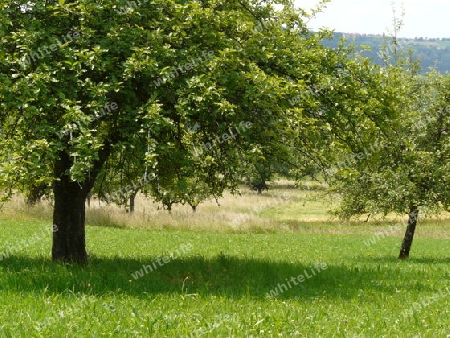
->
[323, 32, 450, 73]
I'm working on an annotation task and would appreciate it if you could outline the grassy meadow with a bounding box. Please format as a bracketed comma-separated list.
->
[1, 182, 450, 337]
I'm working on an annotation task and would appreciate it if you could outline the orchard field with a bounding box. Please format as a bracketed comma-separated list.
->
[1, 184, 449, 337]
[1, 1, 450, 337]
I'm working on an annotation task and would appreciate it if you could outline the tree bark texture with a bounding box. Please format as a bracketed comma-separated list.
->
[398, 205, 419, 259]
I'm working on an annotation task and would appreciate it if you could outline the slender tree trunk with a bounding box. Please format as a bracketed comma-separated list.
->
[52, 151, 89, 264]
[166, 202, 172, 214]
[129, 191, 137, 213]
[398, 205, 419, 259]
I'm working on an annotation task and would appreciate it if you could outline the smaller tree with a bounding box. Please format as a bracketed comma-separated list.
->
[25, 182, 50, 206]
[332, 70, 450, 259]
[246, 162, 271, 194]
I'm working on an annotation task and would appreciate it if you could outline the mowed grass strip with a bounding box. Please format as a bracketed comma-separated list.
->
[1, 217, 450, 337]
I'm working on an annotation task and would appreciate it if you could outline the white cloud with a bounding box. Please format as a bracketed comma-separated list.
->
[295, 0, 450, 38]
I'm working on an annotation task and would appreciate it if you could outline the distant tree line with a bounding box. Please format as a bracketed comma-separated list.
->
[322, 32, 450, 73]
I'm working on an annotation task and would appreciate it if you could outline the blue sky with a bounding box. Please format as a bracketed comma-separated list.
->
[296, 0, 450, 38]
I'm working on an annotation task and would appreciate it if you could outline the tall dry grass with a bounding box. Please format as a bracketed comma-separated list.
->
[0, 182, 329, 233]
[2, 181, 450, 237]
[84, 187, 303, 233]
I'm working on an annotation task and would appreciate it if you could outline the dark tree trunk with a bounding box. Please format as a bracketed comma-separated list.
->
[129, 191, 137, 213]
[165, 202, 173, 214]
[51, 141, 111, 264]
[26, 183, 47, 205]
[398, 205, 419, 259]
[257, 186, 262, 194]
[26, 192, 41, 206]
[52, 152, 89, 264]
[86, 193, 91, 208]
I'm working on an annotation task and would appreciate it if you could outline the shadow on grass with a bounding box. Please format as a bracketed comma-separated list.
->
[357, 255, 450, 265]
[0, 254, 443, 300]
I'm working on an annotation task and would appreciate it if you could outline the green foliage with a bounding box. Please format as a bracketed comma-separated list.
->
[246, 162, 272, 193]
[333, 68, 450, 219]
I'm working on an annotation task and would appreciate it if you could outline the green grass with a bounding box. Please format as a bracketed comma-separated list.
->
[1, 221, 450, 336]
[1, 186, 450, 337]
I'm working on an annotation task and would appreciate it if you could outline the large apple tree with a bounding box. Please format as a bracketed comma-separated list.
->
[0, 0, 401, 264]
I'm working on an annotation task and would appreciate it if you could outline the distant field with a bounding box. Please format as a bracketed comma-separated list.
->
[3, 182, 449, 237]
[1, 184, 450, 336]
